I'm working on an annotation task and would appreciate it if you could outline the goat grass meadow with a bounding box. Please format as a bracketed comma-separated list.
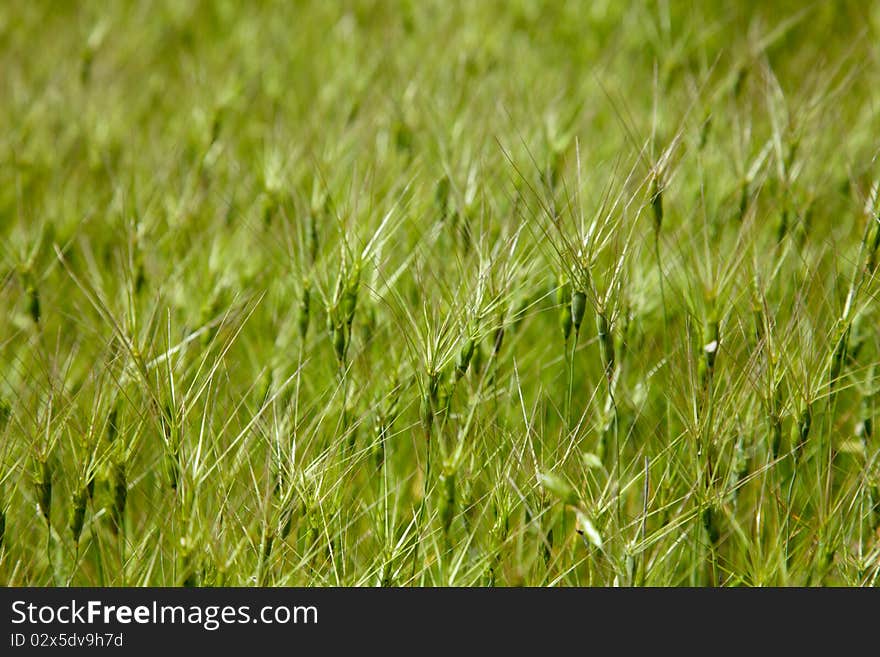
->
[2, 1, 880, 587]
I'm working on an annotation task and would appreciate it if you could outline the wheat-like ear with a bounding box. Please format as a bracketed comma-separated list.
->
[35, 456, 53, 528]
[110, 450, 127, 536]
[69, 484, 88, 545]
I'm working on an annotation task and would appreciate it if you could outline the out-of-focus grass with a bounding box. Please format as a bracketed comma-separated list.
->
[1, 1, 879, 586]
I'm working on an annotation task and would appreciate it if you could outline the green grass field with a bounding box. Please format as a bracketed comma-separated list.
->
[1, 1, 879, 586]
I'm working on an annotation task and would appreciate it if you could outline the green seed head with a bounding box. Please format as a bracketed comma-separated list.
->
[571, 290, 587, 333]
[776, 206, 790, 244]
[35, 457, 52, 526]
[0, 396, 11, 427]
[298, 277, 312, 341]
[70, 485, 88, 543]
[471, 342, 485, 376]
[492, 313, 505, 356]
[456, 337, 475, 379]
[699, 304, 720, 393]
[791, 404, 812, 458]
[341, 262, 361, 329]
[704, 317, 720, 370]
[859, 394, 873, 444]
[306, 212, 320, 264]
[750, 279, 764, 344]
[596, 311, 615, 379]
[86, 468, 96, 500]
[111, 458, 127, 533]
[701, 505, 721, 546]
[435, 175, 451, 220]
[738, 181, 750, 220]
[828, 321, 850, 393]
[332, 323, 347, 365]
[107, 404, 119, 443]
[556, 278, 573, 341]
[27, 284, 41, 324]
[538, 472, 579, 506]
[650, 175, 663, 233]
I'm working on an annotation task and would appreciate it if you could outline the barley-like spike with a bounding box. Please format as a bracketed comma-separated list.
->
[27, 284, 41, 324]
[614, 306, 632, 370]
[543, 527, 553, 565]
[341, 262, 361, 329]
[704, 318, 719, 373]
[776, 206, 789, 244]
[134, 255, 146, 296]
[769, 380, 784, 459]
[538, 472, 579, 506]
[597, 414, 612, 463]
[306, 212, 319, 264]
[332, 323, 347, 366]
[700, 311, 720, 394]
[70, 485, 88, 544]
[733, 65, 748, 97]
[107, 404, 119, 443]
[35, 457, 52, 526]
[571, 290, 586, 334]
[111, 459, 127, 534]
[298, 277, 312, 341]
[701, 505, 721, 546]
[492, 316, 505, 357]
[828, 321, 850, 393]
[791, 404, 812, 459]
[455, 337, 475, 379]
[556, 278, 572, 341]
[859, 394, 873, 444]
[420, 395, 434, 439]
[428, 370, 441, 403]
[750, 280, 764, 345]
[262, 533, 274, 562]
[470, 342, 484, 376]
[596, 311, 615, 380]
[86, 469, 96, 500]
[435, 175, 450, 221]
[650, 175, 663, 233]
[738, 182, 749, 221]
[373, 420, 388, 468]
[0, 397, 11, 427]
[280, 503, 295, 539]
[421, 371, 441, 438]
[161, 403, 181, 490]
